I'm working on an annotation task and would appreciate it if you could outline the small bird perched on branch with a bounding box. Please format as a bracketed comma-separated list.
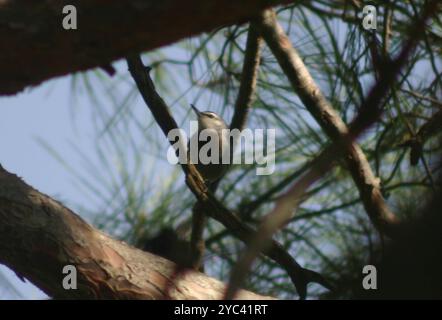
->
[189, 104, 230, 182]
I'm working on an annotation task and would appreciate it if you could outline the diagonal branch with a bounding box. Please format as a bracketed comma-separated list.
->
[126, 54, 332, 298]
[255, 8, 399, 237]
[126, 55, 208, 196]
[230, 22, 263, 132]
[225, 1, 439, 299]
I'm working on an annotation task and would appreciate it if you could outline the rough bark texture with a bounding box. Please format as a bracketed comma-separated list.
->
[0, 0, 294, 95]
[0, 165, 273, 299]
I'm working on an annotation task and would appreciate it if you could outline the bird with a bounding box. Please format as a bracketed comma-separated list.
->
[189, 104, 230, 182]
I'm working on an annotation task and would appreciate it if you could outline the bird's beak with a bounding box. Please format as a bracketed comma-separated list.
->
[191, 104, 200, 116]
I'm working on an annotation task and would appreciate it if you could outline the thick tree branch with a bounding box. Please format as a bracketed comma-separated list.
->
[0, 0, 295, 95]
[0, 165, 272, 299]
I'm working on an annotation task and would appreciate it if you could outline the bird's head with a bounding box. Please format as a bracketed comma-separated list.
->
[191, 104, 227, 130]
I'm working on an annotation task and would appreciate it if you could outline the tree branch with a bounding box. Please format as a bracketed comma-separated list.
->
[225, 1, 439, 298]
[255, 9, 399, 237]
[0, 0, 295, 95]
[230, 22, 263, 132]
[126, 54, 332, 298]
[0, 165, 272, 299]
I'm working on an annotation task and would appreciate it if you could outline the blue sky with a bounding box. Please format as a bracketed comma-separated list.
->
[0, 75, 100, 299]
[0, 57, 191, 299]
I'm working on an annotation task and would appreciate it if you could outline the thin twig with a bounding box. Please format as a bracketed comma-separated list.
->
[401, 89, 442, 108]
[382, 1, 393, 57]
